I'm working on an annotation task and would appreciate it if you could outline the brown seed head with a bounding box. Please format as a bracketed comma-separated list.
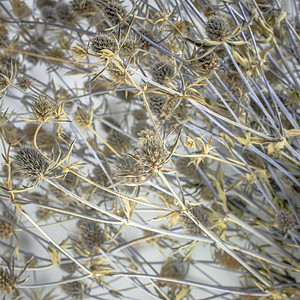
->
[205, 15, 229, 41]
[31, 95, 58, 122]
[0, 267, 17, 295]
[276, 209, 296, 232]
[90, 33, 118, 54]
[73, 107, 92, 130]
[152, 62, 175, 84]
[14, 147, 50, 185]
[136, 129, 168, 173]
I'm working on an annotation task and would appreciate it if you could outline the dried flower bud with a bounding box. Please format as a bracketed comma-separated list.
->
[205, 15, 229, 41]
[136, 129, 168, 173]
[2, 125, 23, 146]
[90, 33, 118, 54]
[105, 130, 131, 154]
[180, 206, 213, 236]
[138, 28, 154, 50]
[73, 107, 92, 130]
[55, 2, 76, 24]
[17, 75, 32, 90]
[60, 277, 89, 299]
[31, 95, 58, 122]
[0, 218, 14, 240]
[276, 209, 296, 232]
[93, 0, 127, 25]
[152, 62, 175, 84]
[14, 148, 50, 185]
[216, 250, 242, 270]
[115, 155, 144, 184]
[0, 267, 17, 294]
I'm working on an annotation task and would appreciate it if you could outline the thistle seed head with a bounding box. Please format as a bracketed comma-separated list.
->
[61, 277, 89, 299]
[148, 94, 173, 122]
[216, 250, 242, 270]
[17, 75, 32, 91]
[55, 2, 76, 24]
[0, 267, 17, 295]
[205, 15, 229, 41]
[152, 62, 175, 84]
[115, 155, 144, 184]
[90, 33, 118, 54]
[180, 206, 213, 236]
[138, 28, 154, 50]
[2, 125, 23, 146]
[192, 51, 220, 74]
[105, 130, 131, 154]
[119, 39, 137, 59]
[93, 0, 127, 25]
[60, 262, 77, 274]
[40, 5, 57, 22]
[70, 0, 96, 16]
[73, 107, 92, 130]
[31, 95, 58, 122]
[14, 148, 50, 185]
[0, 218, 14, 240]
[136, 129, 168, 173]
[275, 209, 296, 232]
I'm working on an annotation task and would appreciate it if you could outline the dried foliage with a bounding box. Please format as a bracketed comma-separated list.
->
[0, 0, 299, 299]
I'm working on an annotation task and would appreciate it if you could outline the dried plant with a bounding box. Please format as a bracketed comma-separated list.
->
[0, 0, 299, 299]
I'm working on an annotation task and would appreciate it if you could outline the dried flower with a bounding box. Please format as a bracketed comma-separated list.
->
[55, 2, 76, 24]
[180, 206, 213, 236]
[115, 155, 144, 184]
[90, 33, 118, 54]
[216, 250, 242, 270]
[136, 129, 168, 173]
[73, 107, 92, 130]
[14, 148, 50, 185]
[60, 277, 89, 299]
[105, 130, 131, 154]
[31, 96, 58, 122]
[0, 267, 18, 295]
[93, 0, 127, 25]
[0, 218, 14, 240]
[138, 28, 154, 50]
[17, 75, 32, 90]
[70, 0, 95, 16]
[40, 5, 57, 22]
[152, 62, 175, 84]
[205, 15, 229, 41]
[2, 125, 23, 146]
[275, 209, 296, 232]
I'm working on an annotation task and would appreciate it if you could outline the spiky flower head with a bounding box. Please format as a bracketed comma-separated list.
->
[61, 277, 89, 299]
[180, 206, 213, 236]
[148, 94, 173, 122]
[136, 129, 168, 173]
[14, 148, 50, 185]
[31, 95, 58, 122]
[93, 0, 127, 25]
[55, 2, 76, 24]
[0, 267, 17, 295]
[152, 62, 175, 84]
[275, 209, 296, 232]
[115, 155, 144, 184]
[73, 107, 92, 130]
[216, 250, 242, 270]
[105, 130, 131, 154]
[60, 262, 77, 274]
[192, 51, 220, 74]
[0, 218, 14, 240]
[70, 0, 95, 16]
[90, 33, 118, 54]
[205, 15, 229, 41]
[138, 28, 154, 50]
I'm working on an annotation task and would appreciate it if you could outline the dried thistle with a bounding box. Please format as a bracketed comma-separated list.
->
[73, 107, 92, 130]
[152, 62, 175, 84]
[205, 15, 229, 41]
[105, 130, 131, 154]
[31, 96, 58, 122]
[180, 206, 213, 236]
[93, 0, 127, 25]
[14, 147, 50, 185]
[136, 129, 168, 174]
[0, 217, 14, 240]
[16, 75, 32, 91]
[115, 155, 144, 184]
[90, 33, 118, 54]
[275, 209, 296, 233]
[55, 2, 76, 24]
[60, 277, 89, 300]
[216, 250, 242, 270]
